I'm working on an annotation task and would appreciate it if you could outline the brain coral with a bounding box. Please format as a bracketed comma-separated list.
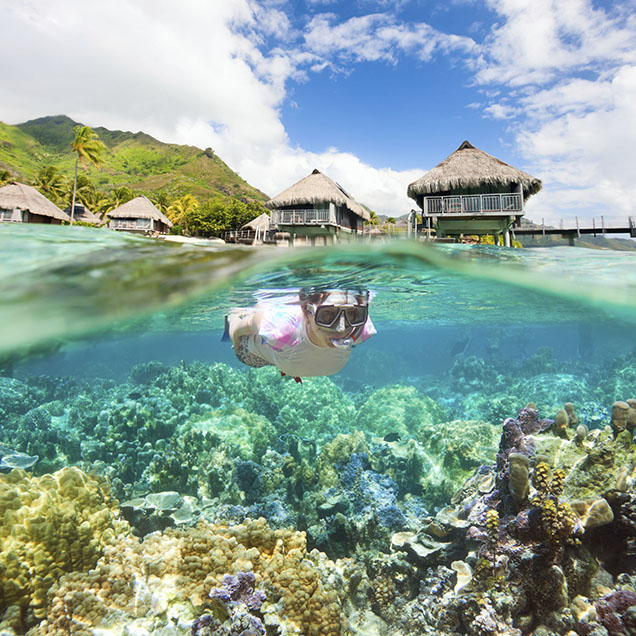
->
[30, 517, 346, 636]
[355, 385, 446, 437]
[0, 467, 121, 625]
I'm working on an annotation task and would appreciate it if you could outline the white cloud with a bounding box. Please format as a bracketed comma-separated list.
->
[2, 0, 635, 225]
[0, 0, 438, 217]
[303, 12, 475, 66]
[474, 0, 636, 225]
[476, 0, 636, 86]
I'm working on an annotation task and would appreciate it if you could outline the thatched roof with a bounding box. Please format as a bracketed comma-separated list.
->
[407, 141, 542, 201]
[0, 182, 70, 221]
[108, 195, 173, 226]
[64, 203, 102, 224]
[266, 169, 370, 221]
[241, 212, 270, 231]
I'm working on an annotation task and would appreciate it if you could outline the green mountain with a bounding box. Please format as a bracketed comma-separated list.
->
[0, 115, 268, 204]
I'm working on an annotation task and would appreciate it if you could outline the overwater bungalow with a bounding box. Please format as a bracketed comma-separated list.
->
[0, 182, 70, 224]
[224, 212, 273, 245]
[108, 196, 173, 234]
[266, 169, 369, 244]
[407, 141, 542, 246]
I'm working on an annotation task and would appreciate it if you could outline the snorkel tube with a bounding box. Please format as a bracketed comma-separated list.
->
[329, 323, 365, 348]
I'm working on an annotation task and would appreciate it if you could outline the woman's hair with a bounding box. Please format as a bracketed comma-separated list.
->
[298, 288, 368, 306]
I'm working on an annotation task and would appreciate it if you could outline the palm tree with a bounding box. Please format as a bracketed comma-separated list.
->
[70, 125, 106, 225]
[33, 166, 67, 204]
[364, 210, 380, 228]
[100, 186, 136, 220]
[167, 194, 199, 234]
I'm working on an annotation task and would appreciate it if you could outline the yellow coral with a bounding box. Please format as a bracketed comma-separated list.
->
[485, 509, 499, 544]
[0, 467, 121, 623]
[533, 462, 551, 497]
[550, 468, 566, 498]
[540, 499, 559, 539]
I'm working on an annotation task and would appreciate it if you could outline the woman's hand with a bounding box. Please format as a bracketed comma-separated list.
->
[228, 310, 264, 349]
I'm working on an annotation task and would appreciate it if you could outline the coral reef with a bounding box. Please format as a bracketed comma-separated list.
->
[26, 517, 346, 636]
[0, 467, 121, 628]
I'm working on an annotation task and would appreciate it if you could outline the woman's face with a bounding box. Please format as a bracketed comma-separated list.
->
[309, 291, 366, 337]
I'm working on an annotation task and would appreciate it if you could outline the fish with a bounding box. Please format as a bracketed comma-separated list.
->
[128, 391, 142, 400]
[383, 432, 401, 442]
[0, 449, 39, 470]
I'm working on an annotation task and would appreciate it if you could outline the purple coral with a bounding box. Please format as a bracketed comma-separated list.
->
[210, 572, 266, 612]
[596, 589, 636, 636]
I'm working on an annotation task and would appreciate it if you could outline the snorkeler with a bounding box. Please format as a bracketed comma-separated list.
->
[226, 289, 376, 382]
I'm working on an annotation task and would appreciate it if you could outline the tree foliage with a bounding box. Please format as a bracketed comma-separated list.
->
[33, 166, 67, 204]
[170, 198, 268, 237]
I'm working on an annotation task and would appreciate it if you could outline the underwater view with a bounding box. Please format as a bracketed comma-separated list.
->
[2, 223, 636, 636]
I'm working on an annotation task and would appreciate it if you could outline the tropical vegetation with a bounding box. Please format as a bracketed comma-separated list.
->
[0, 115, 269, 236]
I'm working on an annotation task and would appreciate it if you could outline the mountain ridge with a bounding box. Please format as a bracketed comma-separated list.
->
[0, 115, 268, 204]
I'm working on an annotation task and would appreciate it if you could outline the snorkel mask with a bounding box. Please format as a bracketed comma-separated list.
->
[304, 290, 369, 348]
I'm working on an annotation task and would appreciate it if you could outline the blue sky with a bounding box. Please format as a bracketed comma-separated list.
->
[1, 0, 635, 223]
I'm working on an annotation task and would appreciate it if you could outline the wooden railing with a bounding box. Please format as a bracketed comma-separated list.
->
[425, 193, 522, 214]
[270, 208, 336, 225]
[110, 219, 152, 230]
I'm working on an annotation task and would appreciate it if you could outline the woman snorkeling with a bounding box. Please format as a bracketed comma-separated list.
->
[226, 288, 376, 382]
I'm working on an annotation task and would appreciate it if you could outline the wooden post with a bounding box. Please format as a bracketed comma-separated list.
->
[542, 218, 545, 235]
[576, 216, 580, 237]
[593, 218, 596, 236]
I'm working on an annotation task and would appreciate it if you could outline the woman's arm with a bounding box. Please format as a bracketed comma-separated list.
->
[228, 310, 264, 350]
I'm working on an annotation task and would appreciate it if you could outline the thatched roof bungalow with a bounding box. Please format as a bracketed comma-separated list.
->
[224, 212, 272, 245]
[241, 212, 271, 232]
[266, 169, 369, 242]
[108, 196, 173, 234]
[0, 182, 70, 224]
[407, 141, 542, 245]
[64, 203, 103, 225]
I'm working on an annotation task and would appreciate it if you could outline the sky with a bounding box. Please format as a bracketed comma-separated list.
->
[1, 0, 635, 224]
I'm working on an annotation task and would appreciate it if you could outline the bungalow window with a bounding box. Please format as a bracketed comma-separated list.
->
[0, 208, 19, 221]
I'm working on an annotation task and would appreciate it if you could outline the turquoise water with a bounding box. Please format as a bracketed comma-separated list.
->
[2, 223, 636, 635]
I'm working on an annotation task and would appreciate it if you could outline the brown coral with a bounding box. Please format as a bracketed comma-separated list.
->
[0, 467, 121, 624]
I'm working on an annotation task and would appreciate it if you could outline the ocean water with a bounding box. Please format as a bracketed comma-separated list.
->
[2, 223, 636, 635]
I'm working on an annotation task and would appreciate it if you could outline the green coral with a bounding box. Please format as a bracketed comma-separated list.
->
[355, 385, 445, 437]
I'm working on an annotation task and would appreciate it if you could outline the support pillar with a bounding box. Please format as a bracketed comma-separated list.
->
[504, 230, 511, 247]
